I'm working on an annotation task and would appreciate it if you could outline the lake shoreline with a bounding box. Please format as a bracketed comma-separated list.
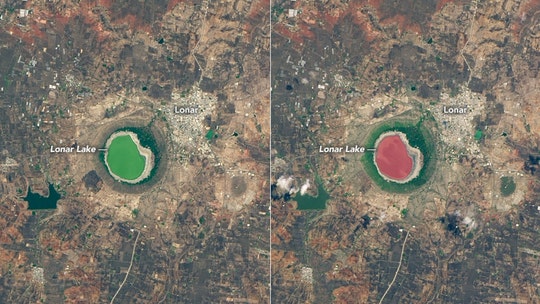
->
[104, 131, 154, 184]
[373, 131, 423, 184]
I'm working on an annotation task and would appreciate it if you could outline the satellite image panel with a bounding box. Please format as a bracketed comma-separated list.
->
[271, 0, 540, 303]
[0, 0, 270, 302]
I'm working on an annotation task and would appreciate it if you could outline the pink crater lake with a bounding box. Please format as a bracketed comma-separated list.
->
[375, 135, 413, 180]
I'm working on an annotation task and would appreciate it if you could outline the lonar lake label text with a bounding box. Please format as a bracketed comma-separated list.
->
[319, 145, 365, 153]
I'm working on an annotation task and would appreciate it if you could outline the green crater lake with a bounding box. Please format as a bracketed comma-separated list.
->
[106, 135, 146, 180]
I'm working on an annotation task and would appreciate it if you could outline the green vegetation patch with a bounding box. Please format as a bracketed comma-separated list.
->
[474, 130, 483, 141]
[500, 176, 516, 197]
[205, 129, 215, 140]
[107, 135, 146, 180]
[401, 208, 409, 217]
[361, 119, 436, 193]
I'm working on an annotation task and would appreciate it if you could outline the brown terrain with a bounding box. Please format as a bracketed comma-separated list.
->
[271, 0, 540, 302]
[0, 0, 270, 302]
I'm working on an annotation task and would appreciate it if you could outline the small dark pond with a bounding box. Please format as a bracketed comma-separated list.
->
[24, 183, 60, 210]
